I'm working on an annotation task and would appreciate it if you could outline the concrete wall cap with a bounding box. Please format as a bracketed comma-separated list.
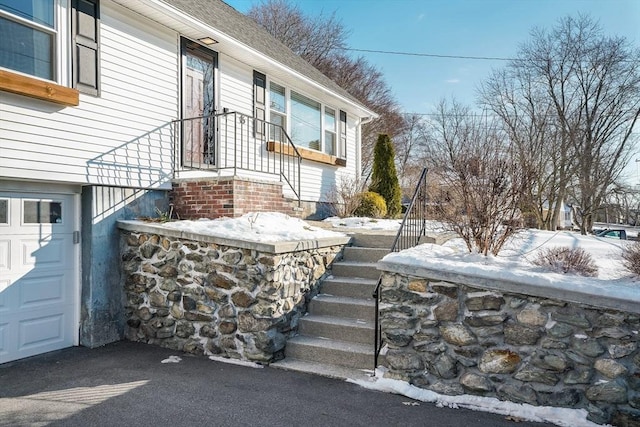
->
[117, 220, 351, 254]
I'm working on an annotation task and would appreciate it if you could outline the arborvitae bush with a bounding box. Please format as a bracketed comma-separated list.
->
[622, 241, 640, 277]
[369, 134, 402, 218]
[353, 191, 387, 218]
[532, 246, 598, 277]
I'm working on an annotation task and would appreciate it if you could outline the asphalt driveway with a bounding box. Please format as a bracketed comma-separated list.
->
[0, 341, 551, 427]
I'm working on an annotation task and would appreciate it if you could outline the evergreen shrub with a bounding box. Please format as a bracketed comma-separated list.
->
[369, 134, 402, 217]
[354, 191, 387, 218]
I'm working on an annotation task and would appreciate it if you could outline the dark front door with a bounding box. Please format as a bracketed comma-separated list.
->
[182, 39, 217, 167]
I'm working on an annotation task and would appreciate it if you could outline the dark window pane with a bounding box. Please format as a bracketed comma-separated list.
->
[0, 0, 54, 27]
[0, 17, 53, 79]
[0, 199, 7, 224]
[23, 200, 62, 224]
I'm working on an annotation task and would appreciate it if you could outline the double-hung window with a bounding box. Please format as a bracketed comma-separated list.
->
[324, 107, 336, 156]
[269, 82, 286, 142]
[0, 0, 99, 104]
[256, 72, 348, 163]
[0, 0, 57, 81]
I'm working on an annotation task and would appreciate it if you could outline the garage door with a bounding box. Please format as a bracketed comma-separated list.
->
[0, 192, 78, 364]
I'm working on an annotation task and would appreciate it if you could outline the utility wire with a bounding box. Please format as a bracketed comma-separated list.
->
[340, 47, 638, 63]
[339, 47, 514, 61]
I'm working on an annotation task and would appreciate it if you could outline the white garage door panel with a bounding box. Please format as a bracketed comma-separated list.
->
[0, 322, 7, 355]
[20, 237, 68, 268]
[0, 240, 9, 271]
[0, 279, 9, 310]
[0, 192, 78, 364]
[19, 313, 66, 348]
[19, 274, 66, 307]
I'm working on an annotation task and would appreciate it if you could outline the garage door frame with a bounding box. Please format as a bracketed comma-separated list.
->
[0, 181, 81, 363]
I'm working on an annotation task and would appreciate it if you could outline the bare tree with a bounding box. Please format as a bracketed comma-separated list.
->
[426, 100, 526, 256]
[247, 0, 348, 67]
[480, 68, 575, 230]
[247, 0, 405, 184]
[481, 15, 640, 234]
[325, 174, 366, 217]
[394, 113, 430, 191]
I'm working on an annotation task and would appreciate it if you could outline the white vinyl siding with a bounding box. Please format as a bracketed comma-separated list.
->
[0, 2, 178, 189]
[218, 54, 253, 115]
[0, 0, 365, 203]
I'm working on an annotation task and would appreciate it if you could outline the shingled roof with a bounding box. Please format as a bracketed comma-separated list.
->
[162, 0, 371, 113]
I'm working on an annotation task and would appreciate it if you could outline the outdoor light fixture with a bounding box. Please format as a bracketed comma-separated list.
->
[198, 37, 218, 45]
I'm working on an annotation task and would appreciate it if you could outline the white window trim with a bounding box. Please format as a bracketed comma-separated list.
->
[268, 80, 344, 158]
[0, 0, 70, 85]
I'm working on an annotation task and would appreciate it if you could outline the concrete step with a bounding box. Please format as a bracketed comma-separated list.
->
[342, 247, 389, 263]
[349, 233, 396, 249]
[331, 261, 380, 280]
[299, 314, 374, 345]
[271, 358, 375, 382]
[321, 276, 377, 299]
[284, 336, 374, 369]
[309, 295, 375, 322]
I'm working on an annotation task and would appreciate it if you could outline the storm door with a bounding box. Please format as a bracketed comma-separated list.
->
[181, 39, 217, 167]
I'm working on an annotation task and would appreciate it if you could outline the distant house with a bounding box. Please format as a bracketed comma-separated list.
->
[541, 200, 574, 230]
[0, 0, 375, 364]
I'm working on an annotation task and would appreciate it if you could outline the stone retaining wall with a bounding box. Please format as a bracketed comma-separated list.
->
[118, 221, 349, 363]
[377, 265, 640, 426]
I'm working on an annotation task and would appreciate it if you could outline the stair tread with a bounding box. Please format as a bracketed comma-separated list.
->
[302, 314, 374, 329]
[287, 335, 373, 353]
[313, 294, 375, 306]
[323, 276, 377, 284]
[334, 260, 378, 267]
[271, 358, 375, 381]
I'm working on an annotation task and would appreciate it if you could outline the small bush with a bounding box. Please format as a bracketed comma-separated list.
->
[622, 241, 640, 276]
[353, 191, 387, 218]
[325, 176, 365, 218]
[532, 246, 598, 277]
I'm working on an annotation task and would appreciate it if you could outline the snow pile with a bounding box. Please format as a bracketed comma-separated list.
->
[383, 229, 636, 282]
[323, 216, 402, 230]
[160, 356, 182, 364]
[323, 216, 447, 232]
[162, 212, 346, 243]
[350, 368, 603, 427]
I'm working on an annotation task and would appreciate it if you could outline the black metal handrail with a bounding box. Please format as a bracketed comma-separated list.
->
[372, 167, 429, 371]
[172, 111, 302, 205]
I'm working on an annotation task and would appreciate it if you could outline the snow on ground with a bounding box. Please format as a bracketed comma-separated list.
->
[162, 212, 346, 242]
[351, 368, 603, 427]
[323, 216, 402, 230]
[322, 216, 446, 233]
[383, 229, 638, 284]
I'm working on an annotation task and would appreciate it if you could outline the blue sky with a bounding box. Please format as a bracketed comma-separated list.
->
[225, 0, 640, 184]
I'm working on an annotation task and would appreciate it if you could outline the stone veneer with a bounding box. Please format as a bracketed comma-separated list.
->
[118, 220, 349, 363]
[376, 261, 640, 426]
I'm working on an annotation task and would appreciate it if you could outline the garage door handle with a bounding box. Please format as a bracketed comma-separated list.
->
[74, 231, 80, 244]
